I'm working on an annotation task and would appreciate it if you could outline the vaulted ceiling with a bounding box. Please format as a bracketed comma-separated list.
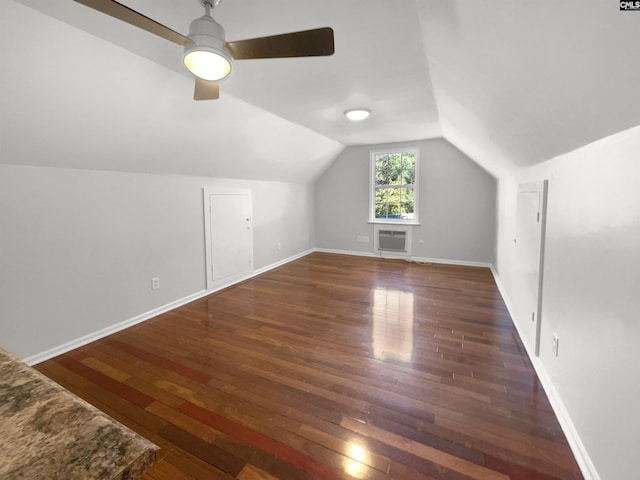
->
[3, 0, 640, 182]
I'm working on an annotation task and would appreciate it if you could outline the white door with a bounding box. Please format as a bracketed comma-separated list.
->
[203, 188, 253, 289]
[514, 181, 548, 356]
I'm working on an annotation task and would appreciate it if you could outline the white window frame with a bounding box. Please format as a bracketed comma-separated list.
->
[368, 148, 420, 225]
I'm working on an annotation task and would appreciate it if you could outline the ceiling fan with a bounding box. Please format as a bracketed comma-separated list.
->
[74, 0, 335, 100]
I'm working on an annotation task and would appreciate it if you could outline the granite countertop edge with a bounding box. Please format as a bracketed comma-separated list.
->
[0, 346, 159, 480]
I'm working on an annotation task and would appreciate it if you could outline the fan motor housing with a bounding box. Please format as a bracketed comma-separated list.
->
[184, 15, 232, 80]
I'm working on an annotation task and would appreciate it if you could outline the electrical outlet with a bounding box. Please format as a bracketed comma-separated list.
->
[357, 235, 370, 243]
[552, 333, 559, 356]
[277, 242, 281, 251]
[418, 239, 424, 246]
[151, 277, 160, 290]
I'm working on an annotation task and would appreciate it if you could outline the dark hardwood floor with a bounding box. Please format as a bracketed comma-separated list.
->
[35, 252, 583, 479]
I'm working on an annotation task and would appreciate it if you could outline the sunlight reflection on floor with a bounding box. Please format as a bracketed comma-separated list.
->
[371, 287, 415, 363]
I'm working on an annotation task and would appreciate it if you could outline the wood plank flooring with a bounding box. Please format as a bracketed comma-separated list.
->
[35, 252, 584, 479]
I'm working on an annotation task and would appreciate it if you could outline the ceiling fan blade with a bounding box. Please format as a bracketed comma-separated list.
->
[74, 0, 191, 46]
[194, 78, 220, 101]
[226, 27, 334, 60]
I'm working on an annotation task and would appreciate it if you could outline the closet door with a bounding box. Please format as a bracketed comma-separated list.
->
[203, 188, 253, 289]
[514, 181, 548, 356]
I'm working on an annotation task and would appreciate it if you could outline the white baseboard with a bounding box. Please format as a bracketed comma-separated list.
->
[28, 248, 487, 366]
[490, 268, 599, 480]
[25, 249, 314, 366]
[489, 265, 513, 312]
[26, 248, 482, 365]
[253, 249, 314, 275]
[24, 289, 209, 366]
[23, 247, 598, 480]
[313, 248, 493, 269]
[313, 247, 377, 258]
[411, 255, 493, 269]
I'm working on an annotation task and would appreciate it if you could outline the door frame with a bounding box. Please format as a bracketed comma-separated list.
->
[516, 180, 548, 356]
[203, 187, 253, 290]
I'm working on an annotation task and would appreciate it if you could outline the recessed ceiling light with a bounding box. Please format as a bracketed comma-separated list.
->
[345, 108, 371, 121]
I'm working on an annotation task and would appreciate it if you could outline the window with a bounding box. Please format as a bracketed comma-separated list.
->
[369, 149, 419, 223]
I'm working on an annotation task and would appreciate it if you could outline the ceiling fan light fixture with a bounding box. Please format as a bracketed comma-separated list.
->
[345, 108, 371, 121]
[73, 0, 336, 101]
[184, 14, 232, 81]
[184, 48, 231, 81]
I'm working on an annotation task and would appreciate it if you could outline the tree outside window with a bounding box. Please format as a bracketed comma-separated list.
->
[371, 150, 418, 221]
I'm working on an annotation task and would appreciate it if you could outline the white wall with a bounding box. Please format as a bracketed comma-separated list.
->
[0, 1, 343, 184]
[315, 138, 497, 264]
[496, 126, 640, 480]
[0, 164, 314, 360]
[420, 0, 640, 174]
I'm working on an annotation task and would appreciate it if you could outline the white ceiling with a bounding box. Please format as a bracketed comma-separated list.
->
[420, 0, 640, 176]
[3, 0, 640, 182]
[8, 0, 441, 146]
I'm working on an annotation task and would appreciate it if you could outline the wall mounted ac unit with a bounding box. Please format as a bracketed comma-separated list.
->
[378, 230, 407, 252]
[374, 225, 412, 257]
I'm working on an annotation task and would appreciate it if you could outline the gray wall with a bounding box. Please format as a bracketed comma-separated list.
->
[0, 164, 314, 359]
[315, 138, 497, 263]
[496, 126, 640, 480]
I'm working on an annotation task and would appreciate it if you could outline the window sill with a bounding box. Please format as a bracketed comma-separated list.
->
[368, 220, 420, 226]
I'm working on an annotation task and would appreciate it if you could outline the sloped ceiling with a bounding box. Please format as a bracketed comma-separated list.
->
[3, 0, 640, 182]
[418, 0, 640, 176]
